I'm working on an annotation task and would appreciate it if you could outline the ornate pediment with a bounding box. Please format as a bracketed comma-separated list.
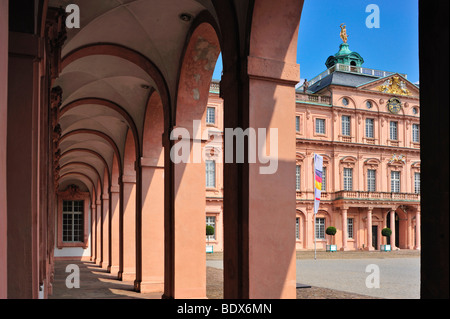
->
[58, 184, 88, 199]
[376, 75, 411, 96]
[340, 156, 357, 168]
[358, 74, 419, 97]
[364, 158, 380, 169]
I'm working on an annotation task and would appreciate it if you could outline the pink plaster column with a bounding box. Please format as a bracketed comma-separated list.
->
[109, 186, 120, 277]
[121, 175, 136, 281]
[390, 209, 396, 249]
[366, 208, 374, 250]
[139, 158, 164, 293]
[171, 137, 207, 299]
[415, 207, 421, 250]
[101, 194, 109, 269]
[305, 207, 313, 249]
[90, 203, 96, 261]
[407, 211, 413, 249]
[341, 208, 348, 251]
[220, 0, 301, 299]
[95, 200, 102, 265]
[7, 31, 41, 298]
[0, 0, 8, 300]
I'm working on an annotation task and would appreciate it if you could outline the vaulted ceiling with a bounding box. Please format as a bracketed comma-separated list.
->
[50, 0, 221, 196]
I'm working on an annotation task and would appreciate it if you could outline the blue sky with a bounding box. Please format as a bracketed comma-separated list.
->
[213, 0, 419, 84]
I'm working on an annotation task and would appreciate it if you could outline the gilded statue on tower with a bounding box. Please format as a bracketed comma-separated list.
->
[340, 23, 348, 43]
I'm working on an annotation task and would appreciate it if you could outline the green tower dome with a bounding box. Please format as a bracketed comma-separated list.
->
[325, 42, 364, 69]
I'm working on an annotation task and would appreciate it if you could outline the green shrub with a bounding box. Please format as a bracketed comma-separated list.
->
[206, 225, 215, 237]
[381, 227, 392, 237]
[325, 226, 337, 236]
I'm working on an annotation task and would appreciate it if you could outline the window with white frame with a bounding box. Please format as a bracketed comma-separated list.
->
[390, 121, 398, 140]
[342, 115, 351, 136]
[321, 167, 327, 191]
[343, 167, 353, 191]
[347, 218, 354, 239]
[315, 118, 325, 134]
[315, 218, 325, 239]
[296, 165, 301, 191]
[414, 172, 420, 194]
[367, 169, 376, 192]
[62, 200, 84, 242]
[365, 118, 374, 138]
[205, 160, 216, 188]
[412, 124, 420, 143]
[206, 216, 216, 240]
[391, 171, 400, 193]
[206, 107, 216, 125]
[295, 217, 300, 240]
[296, 116, 300, 132]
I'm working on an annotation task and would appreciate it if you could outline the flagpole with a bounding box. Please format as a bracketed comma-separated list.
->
[314, 215, 317, 260]
[314, 155, 316, 260]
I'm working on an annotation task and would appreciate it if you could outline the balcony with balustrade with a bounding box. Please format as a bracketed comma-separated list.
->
[298, 63, 407, 90]
[296, 190, 420, 204]
[333, 190, 420, 203]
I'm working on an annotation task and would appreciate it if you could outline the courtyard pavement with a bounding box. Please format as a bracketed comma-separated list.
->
[206, 250, 421, 299]
[50, 250, 420, 299]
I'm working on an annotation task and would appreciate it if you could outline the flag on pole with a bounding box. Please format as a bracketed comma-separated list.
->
[313, 154, 323, 215]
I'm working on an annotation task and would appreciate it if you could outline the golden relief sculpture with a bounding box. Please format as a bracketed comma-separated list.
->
[340, 24, 348, 43]
[388, 154, 406, 165]
[377, 76, 411, 96]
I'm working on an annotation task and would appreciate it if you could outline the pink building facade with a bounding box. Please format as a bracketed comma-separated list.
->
[294, 43, 421, 251]
[205, 43, 421, 253]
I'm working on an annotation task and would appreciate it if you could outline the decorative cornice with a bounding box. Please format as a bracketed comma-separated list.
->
[296, 138, 420, 153]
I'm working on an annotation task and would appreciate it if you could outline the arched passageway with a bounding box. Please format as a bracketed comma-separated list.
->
[2, 0, 310, 300]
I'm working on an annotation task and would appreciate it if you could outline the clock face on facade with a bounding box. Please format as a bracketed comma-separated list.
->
[387, 97, 402, 114]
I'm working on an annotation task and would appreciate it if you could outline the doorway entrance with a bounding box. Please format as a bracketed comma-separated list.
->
[372, 225, 378, 250]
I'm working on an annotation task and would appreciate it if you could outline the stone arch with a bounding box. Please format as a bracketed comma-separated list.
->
[166, 18, 221, 299]
[59, 172, 97, 199]
[60, 129, 122, 169]
[139, 89, 165, 293]
[60, 162, 103, 189]
[61, 148, 112, 181]
[61, 97, 140, 160]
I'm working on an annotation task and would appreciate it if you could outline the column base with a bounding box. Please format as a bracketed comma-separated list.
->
[364, 246, 375, 251]
[340, 247, 350, 251]
[137, 281, 164, 294]
[109, 265, 120, 277]
[121, 272, 136, 282]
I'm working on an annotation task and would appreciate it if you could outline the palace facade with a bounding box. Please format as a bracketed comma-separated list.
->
[205, 41, 421, 252]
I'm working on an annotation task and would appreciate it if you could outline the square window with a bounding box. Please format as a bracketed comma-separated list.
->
[342, 115, 350, 136]
[316, 118, 325, 134]
[205, 160, 216, 188]
[206, 107, 216, 125]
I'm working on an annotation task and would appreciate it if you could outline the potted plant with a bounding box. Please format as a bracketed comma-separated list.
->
[325, 226, 337, 252]
[381, 227, 392, 251]
[206, 225, 215, 253]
